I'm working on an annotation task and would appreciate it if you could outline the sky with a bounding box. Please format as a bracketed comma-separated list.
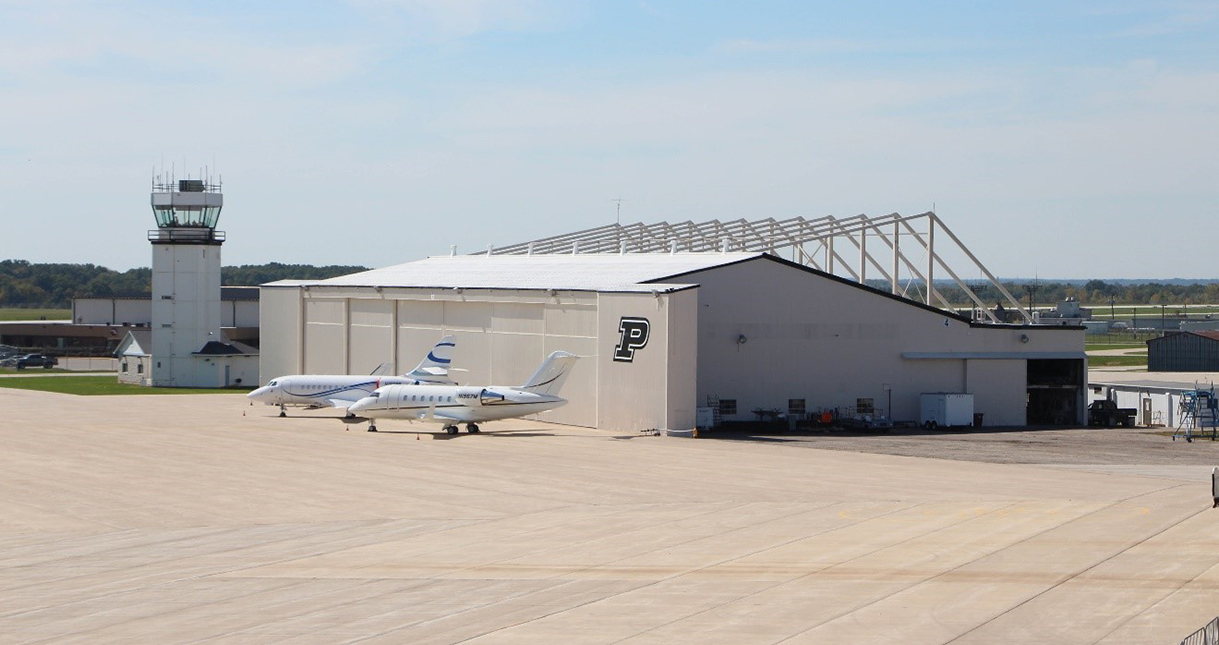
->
[1, 0, 1216, 279]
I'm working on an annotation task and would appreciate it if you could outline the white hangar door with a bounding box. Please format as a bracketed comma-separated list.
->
[396, 300, 447, 379]
[348, 300, 393, 375]
[540, 302, 598, 428]
[303, 298, 345, 374]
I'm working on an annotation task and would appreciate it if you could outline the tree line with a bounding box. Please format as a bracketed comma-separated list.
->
[0, 260, 369, 308]
[864, 279, 1219, 308]
[2, 259, 1216, 308]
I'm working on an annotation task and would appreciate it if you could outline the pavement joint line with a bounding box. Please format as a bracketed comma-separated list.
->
[1069, 504, 1219, 645]
[219, 435, 667, 514]
[485, 500, 923, 645]
[610, 499, 1022, 645]
[177, 577, 448, 645]
[0, 519, 445, 622]
[938, 482, 1200, 645]
[13, 577, 312, 645]
[0, 520, 385, 572]
[0, 524, 276, 600]
[401, 500, 768, 583]
[394, 500, 872, 645]
[339, 577, 628, 645]
[21, 575, 393, 645]
[262, 502, 699, 581]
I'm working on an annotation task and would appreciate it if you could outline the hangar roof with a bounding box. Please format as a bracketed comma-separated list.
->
[270, 253, 765, 292]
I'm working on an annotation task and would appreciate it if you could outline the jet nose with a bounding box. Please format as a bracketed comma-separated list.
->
[348, 397, 371, 413]
[247, 386, 271, 402]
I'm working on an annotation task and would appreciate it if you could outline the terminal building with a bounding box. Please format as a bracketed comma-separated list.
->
[259, 214, 1086, 431]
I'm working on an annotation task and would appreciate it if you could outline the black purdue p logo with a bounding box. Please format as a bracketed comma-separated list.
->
[613, 317, 650, 362]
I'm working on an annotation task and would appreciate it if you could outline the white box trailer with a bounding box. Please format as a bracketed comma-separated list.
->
[920, 393, 975, 428]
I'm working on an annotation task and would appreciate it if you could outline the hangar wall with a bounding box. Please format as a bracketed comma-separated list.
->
[685, 258, 1082, 426]
[73, 299, 152, 325]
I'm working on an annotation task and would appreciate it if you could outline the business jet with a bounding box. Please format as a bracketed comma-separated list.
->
[247, 336, 458, 417]
[347, 351, 578, 434]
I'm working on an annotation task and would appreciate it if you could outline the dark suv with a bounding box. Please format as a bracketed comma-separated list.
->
[15, 354, 57, 369]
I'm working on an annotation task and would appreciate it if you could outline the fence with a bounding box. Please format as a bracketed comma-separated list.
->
[1181, 616, 1219, 645]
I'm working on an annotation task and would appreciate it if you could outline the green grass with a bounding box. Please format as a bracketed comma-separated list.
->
[1085, 332, 1161, 346]
[1088, 355, 1149, 368]
[1084, 343, 1147, 352]
[0, 308, 71, 321]
[0, 375, 251, 396]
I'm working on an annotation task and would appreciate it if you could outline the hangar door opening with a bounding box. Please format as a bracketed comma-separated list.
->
[1027, 359, 1084, 425]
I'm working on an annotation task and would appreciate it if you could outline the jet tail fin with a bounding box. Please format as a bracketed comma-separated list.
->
[405, 335, 457, 383]
[369, 362, 394, 376]
[520, 351, 580, 396]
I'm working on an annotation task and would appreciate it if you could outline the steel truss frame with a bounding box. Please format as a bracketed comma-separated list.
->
[477, 212, 1030, 323]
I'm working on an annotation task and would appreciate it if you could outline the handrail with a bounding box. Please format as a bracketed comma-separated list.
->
[1180, 616, 1219, 645]
[147, 229, 226, 243]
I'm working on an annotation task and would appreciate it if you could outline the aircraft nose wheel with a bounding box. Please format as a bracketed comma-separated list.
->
[467, 423, 480, 434]
[368, 424, 378, 432]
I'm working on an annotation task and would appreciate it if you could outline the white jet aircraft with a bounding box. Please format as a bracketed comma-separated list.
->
[347, 351, 579, 434]
[248, 336, 458, 417]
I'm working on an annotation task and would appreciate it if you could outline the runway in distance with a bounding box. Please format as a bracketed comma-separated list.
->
[347, 351, 579, 434]
[247, 335, 458, 417]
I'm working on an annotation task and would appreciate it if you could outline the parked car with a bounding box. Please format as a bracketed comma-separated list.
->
[14, 354, 57, 369]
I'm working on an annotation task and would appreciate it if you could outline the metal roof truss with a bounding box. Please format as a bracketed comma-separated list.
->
[478, 212, 1030, 323]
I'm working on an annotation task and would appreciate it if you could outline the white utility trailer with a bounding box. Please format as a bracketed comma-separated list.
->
[919, 393, 975, 429]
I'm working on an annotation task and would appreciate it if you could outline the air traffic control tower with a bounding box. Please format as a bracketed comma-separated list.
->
[148, 175, 225, 387]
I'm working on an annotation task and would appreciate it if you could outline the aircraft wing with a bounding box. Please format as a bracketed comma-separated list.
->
[429, 408, 477, 422]
[327, 398, 354, 410]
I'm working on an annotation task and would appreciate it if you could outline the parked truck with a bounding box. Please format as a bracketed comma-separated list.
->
[1087, 400, 1137, 427]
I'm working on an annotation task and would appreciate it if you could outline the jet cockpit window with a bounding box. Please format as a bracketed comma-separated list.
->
[268, 380, 278, 387]
[369, 392, 380, 398]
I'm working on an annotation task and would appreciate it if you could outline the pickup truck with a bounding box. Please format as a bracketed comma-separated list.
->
[1088, 400, 1137, 427]
[14, 354, 57, 369]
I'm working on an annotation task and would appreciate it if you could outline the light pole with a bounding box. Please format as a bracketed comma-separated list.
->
[1109, 295, 1116, 342]
[1161, 304, 1167, 336]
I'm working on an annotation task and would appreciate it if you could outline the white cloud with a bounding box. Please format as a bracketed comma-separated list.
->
[0, 2, 373, 89]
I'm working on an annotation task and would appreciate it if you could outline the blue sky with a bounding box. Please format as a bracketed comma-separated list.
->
[1, 1, 1216, 278]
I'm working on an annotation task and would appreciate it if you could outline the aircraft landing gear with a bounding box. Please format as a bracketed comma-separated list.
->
[444, 425, 459, 435]
[466, 423, 480, 434]
[278, 405, 287, 418]
[368, 423, 378, 432]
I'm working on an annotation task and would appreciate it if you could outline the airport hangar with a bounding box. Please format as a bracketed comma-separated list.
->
[258, 214, 1087, 432]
